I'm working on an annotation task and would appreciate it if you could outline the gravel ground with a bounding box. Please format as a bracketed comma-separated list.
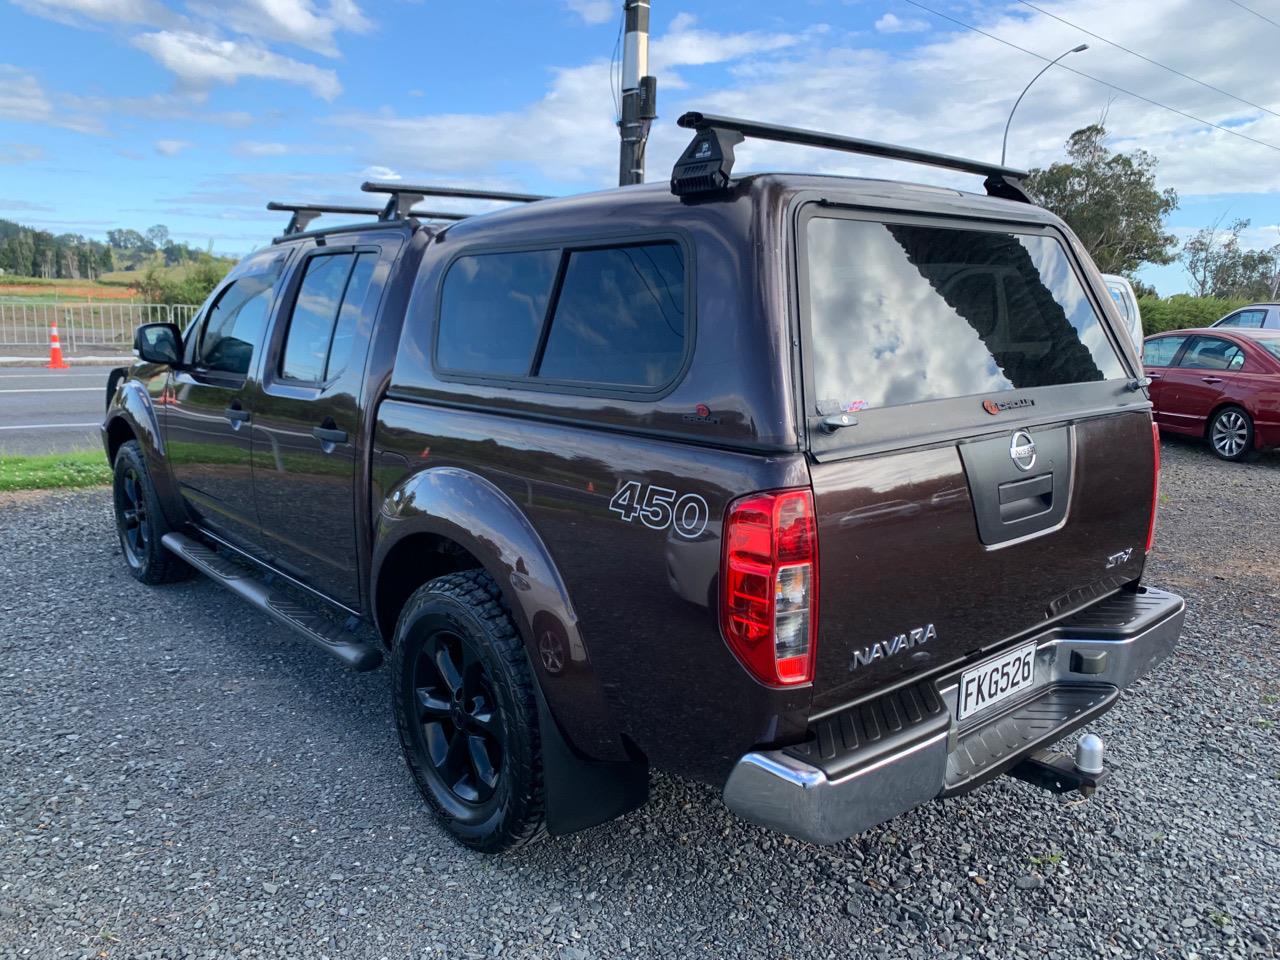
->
[1, 438, 1277, 960]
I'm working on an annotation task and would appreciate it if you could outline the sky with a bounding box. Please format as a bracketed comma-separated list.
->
[3, 0, 1280, 295]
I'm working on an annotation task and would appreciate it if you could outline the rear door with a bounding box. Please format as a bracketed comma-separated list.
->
[795, 209, 1152, 711]
[1160, 334, 1247, 434]
[248, 240, 396, 608]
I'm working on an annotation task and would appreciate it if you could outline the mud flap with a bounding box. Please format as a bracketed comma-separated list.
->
[534, 684, 649, 836]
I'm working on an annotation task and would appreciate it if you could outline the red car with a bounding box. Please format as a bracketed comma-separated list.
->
[1142, 328, 1280, 461]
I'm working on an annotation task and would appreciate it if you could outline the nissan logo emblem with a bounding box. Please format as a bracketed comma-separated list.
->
[1009, 430, 1037, 471]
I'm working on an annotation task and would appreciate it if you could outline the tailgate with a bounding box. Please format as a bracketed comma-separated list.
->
[808, 410, 1154, 711]
[794, 206, 1153, 712]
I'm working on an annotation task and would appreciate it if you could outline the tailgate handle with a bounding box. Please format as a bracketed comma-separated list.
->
[998, 473, 1053, 522]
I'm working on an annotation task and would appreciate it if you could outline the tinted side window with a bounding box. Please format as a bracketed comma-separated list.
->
[1178, 337, 1244, 370]
[326, 253, 378, 380]
[198, 275, 275, 376]
[538, 243, 685, 387]
[437, 250, 559, 375]
[1219, 309, 1265, 329]
[281, 254, 355, 382]
[1142, 336, 1186, 367]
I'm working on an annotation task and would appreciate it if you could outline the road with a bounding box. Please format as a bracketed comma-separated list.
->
[0, 366, 110, 455]
[0, 441, 1277, 959]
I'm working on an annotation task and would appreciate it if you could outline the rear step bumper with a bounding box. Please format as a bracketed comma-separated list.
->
[722, 586, 1184, 845]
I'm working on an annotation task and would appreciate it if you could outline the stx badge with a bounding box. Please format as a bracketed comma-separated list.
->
[851, 624, 937, 671]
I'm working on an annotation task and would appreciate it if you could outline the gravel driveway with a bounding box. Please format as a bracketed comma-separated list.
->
[1, 439, 1277, 960]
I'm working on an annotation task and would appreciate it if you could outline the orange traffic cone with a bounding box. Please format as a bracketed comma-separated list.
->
[45, 323, 69, 369]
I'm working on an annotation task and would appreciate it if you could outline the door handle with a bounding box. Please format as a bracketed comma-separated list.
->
[1147, 372, 1162, 379]
[224, 404, 250, 424]
[1200, 376, 1223, 384]
[312, 425, 349, 445]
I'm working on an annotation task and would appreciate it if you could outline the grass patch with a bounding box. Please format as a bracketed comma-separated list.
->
[0, 451, 111, 492]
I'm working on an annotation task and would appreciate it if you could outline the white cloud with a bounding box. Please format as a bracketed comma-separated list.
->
[327, 16, 808, 187]
[652, 13, 803, 70]
[132, 30, 342, 99]
[11, 0, 178, 27]
[0, 64, 101, 133]
[874, 13, 928, 34]
[154, 138, 193, 156]
[0, 144, 47, 165]
[235, 141, 291, 156]
[563, 0, 614, 26]
[186, 0, 373, 57]
[361, 165, 401, 181]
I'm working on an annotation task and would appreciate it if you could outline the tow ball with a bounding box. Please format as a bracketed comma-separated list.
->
[1008, 734, 1110, 798]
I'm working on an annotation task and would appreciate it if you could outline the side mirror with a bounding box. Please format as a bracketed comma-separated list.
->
[135, 322, 183, 366]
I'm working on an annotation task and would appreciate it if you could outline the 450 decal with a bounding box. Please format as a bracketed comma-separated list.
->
[609, 481, 710, 539]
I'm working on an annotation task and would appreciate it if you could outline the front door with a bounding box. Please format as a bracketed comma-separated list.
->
[249, 242, 392, 609]
[166, 253, 288, 552]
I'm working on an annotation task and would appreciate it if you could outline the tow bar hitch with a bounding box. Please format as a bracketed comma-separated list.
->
[1009, 734, 1110, 797]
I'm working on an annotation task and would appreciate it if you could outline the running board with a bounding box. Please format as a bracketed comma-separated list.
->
[161, 532, 383, 672]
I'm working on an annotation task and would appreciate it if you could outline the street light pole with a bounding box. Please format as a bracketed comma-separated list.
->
[1001, 43, 1088, 166]
[619, 0, 657, 186]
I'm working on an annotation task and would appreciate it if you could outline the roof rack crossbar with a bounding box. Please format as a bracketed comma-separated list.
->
[671, 111, 1033, 203]
[360, 181, 551, 220]
[266, 201, 469, 235]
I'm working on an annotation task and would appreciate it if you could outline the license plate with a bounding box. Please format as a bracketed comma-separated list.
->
[957, 642, 1037, 721]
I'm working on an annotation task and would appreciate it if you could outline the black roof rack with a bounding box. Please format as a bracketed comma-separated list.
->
[360, 181, 551, 220]
[266, 201, 468, 235]
[671, 111, 1032, 203]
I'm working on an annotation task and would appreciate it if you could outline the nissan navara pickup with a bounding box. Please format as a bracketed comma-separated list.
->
[103, 113, 1185, 852]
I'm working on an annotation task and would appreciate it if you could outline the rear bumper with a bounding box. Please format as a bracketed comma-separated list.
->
[722, 586, 1184, 845]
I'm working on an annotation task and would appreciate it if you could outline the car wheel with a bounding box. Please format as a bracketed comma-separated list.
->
[112, 440, 193, 584]
[390, 570, 547, 853]
[1208, 406, 1259, 462]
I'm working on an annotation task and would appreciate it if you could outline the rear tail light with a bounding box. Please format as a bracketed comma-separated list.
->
[1146, 420, 1161, 553]
[721, 489, 819, 686]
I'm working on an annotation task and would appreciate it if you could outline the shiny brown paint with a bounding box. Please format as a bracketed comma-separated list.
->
[102, 174, 1160, 792]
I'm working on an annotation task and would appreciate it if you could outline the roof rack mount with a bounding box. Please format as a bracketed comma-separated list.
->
[670, 111, 1032, 204]
[266, 201, 469, 235]
[360, 181, 551, 221]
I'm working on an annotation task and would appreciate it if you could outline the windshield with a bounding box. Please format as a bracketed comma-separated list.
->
[804, 217, 1126, 414]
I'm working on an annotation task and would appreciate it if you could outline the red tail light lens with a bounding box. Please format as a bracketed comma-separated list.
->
[721, 489, 819, 686]
[1146, 420, 1161, 553]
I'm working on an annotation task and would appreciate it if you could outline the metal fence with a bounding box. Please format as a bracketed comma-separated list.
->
[0, 301, 200, 353]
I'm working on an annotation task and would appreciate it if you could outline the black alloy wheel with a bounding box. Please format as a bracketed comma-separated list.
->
[116, 464, 151, 569]
[411, 629, 503, 805]
[390, 570, 546, 852]
[111, 439, 192, 584]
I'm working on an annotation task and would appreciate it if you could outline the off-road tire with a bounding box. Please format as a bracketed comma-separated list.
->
[1208, 405, 1259, 462]
[112, 440, 193, 584]
[390, 570, 547, 853]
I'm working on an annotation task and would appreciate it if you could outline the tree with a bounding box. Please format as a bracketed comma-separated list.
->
[1181, 217, 1280, 300]
[145, 224, 170, 250]
[1025, 125, 1179, 275]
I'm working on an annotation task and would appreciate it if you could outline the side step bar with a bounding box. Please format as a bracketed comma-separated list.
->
[162, 532, 383, 672]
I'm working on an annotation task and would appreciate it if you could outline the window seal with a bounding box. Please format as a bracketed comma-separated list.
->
[429, 230, 697, 402]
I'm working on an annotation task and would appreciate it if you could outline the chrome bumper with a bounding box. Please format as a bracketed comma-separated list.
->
[722, 588, 1185, 845]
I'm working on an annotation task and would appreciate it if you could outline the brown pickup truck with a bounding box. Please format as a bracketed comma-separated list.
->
[104, 113, 1184, 852]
